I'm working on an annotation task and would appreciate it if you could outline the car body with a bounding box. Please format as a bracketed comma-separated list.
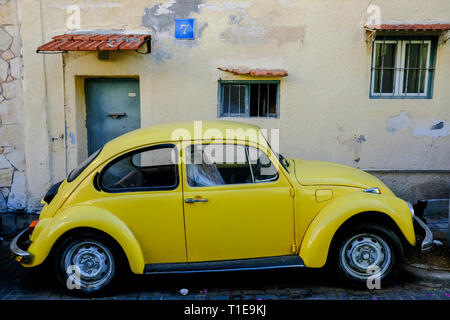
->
[10, 120, 432, 295]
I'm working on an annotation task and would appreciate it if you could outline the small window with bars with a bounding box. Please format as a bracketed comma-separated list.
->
[370, 36, 437, 98]
[218, 81, 279, 117]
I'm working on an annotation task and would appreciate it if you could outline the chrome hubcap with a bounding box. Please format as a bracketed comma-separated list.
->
[340, 233, 391, 280]
[64, 240, 114, 290]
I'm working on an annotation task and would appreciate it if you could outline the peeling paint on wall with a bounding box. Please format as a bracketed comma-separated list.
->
[142, 0, 203, 33]
[142, 0, 208, 64]
[414, 120, 449, 138]
[220, 14, 305, 46]
[196, 22, 208, 38]
[386, 111, 410, 134]
[152, 39, 173, 64]
[142, 0, 305, 65]
[69, 132, 76, 145]
[267, 26, 306, 46]
[338, 133, 367, 164]
[430, 121, 444, 130]
[220, 22, 266, 44]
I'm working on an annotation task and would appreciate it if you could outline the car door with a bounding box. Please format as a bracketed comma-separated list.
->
[182, 141, 295, 262]
[85, 78, 140, 156]
[94, 143, 187, 264]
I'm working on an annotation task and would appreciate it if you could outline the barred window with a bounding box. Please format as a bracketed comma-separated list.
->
[370, 37, 437, 98]
[219, 81, 279, 117]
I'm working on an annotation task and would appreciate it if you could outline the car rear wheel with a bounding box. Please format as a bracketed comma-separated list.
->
[333, 223, 404, 288]
[53, 231, 124, 296]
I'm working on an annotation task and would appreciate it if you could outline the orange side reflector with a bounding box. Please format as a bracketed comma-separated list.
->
[29, 220, 39, 229]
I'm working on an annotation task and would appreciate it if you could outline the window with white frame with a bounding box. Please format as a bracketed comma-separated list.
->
[370, 36, 437, 98]
[218, 81, 279, 117]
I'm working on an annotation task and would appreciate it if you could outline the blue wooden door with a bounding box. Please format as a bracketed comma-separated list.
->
[85, 78, 140, 155]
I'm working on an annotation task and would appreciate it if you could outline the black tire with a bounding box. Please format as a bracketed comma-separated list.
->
[330, 223, 404, 288]
[53, 231, 126, 297]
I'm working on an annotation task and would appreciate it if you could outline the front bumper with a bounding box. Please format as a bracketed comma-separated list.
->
[9, 228, 32, 264]
[414, 215, 433, 252]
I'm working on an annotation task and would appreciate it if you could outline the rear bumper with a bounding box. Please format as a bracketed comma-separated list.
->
[414, 216, 433, 252]
[9, 228, 32, 264]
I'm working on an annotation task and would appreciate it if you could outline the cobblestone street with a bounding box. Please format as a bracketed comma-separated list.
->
[1, 240, 448, 301]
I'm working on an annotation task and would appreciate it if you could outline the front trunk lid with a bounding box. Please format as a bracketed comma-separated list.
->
[291, 159, 393, 195]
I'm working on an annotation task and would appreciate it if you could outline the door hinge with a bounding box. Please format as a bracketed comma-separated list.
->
[291, 243, 297, 253]
[290, 188, 295, 197]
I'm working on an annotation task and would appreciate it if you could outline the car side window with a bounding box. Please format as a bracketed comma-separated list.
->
[186, 144, 278, 187]
[100, 145, 178, 192]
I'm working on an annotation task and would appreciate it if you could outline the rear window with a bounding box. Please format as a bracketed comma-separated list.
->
[67, 148, 102, 182]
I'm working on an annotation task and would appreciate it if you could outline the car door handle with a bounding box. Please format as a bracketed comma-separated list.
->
[185, 198, 209, 204]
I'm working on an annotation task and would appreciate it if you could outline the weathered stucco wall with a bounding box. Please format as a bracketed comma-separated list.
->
[0, 0, 27, 212]
[10, 0, 450, 212]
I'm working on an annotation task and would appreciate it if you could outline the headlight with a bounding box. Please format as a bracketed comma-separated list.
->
[406, 201, 415, 218]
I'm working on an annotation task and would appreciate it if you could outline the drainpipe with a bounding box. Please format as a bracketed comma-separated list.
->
[62, 54, 68, 176]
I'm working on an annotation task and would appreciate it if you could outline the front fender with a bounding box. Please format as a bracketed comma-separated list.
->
[299, 192, 416, 268]
[24, 205, 145, 274]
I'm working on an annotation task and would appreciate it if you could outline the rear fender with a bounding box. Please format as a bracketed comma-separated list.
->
[25, 205, 145, 274]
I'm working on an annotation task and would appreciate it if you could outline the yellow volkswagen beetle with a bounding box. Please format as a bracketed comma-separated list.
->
[10, 120, 432, 295]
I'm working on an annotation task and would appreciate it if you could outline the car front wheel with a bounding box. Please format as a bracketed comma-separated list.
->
[53, 232, 124, 296]
[334, 224, 404, 288]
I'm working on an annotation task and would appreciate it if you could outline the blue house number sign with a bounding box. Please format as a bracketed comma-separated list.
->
[175, 19, 194, 39]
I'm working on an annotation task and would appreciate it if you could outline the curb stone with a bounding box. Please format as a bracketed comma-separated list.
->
[403, 263, 450, 288]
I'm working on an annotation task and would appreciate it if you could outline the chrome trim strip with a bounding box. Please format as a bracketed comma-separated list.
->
[414, 216, 433, 252]
[9, 228, 31, 263]
[406, 201, 415, 218]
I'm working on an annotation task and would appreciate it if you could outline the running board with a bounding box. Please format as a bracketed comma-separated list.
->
[144, 255, 305, 274]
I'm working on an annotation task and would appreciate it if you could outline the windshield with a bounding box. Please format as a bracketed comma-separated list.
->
[67, 148, 102, 182]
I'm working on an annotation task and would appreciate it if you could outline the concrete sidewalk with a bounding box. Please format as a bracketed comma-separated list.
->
[424, 199, 449, 243]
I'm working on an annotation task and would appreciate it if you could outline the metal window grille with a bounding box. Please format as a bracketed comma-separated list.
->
[219, 81, 279, 118]
[370, 36, 436, 98]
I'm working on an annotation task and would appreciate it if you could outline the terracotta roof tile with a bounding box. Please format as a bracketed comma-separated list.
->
[89, 35, 110, 41]
[97, 39, 124, 51]
[59, 40, 85, 51]
[77, 40, 104, 51]
[218, 67, 288, 77]
[37, 33, 151, 52]
[52, 34, 73, 40]
[39, 40, 63, 51]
